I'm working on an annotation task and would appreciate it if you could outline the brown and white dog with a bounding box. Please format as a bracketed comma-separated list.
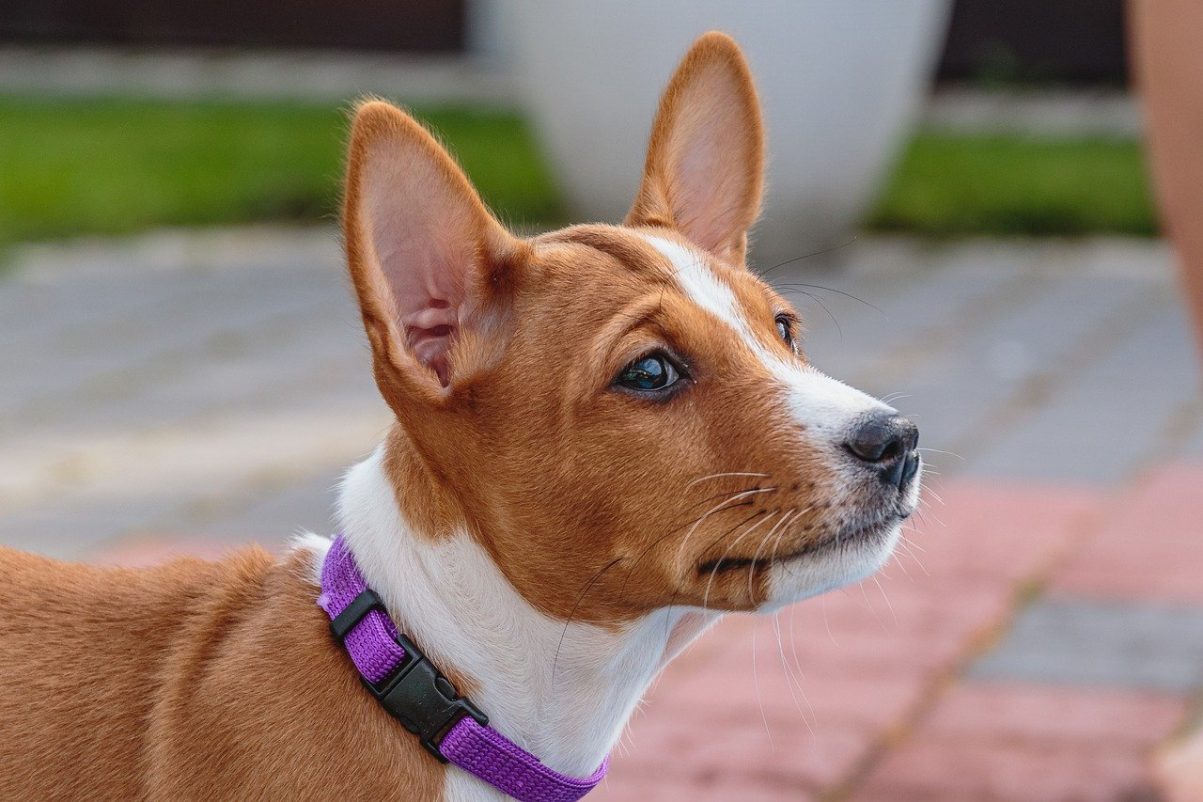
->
[0, 32, 920, 800]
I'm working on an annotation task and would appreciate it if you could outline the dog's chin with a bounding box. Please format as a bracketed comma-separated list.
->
[756, 517, 904, 613]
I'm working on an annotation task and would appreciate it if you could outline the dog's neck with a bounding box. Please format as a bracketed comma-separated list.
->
[320, 445, 717, 796]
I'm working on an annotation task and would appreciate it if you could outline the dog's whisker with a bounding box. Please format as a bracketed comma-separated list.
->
[702, 511, 779, 611]
[672, 487, 777, 570]
[686, 471, 769, 488]
[916, 447, 964, 461]
[745, 511, 794, 600]
[749, 625, 774, 747]
[870, 573, 898, 627]
[760, 235, 859, 278]
[687, 484, 772, 511]
[772, 610, 816, 736]
[786, 598, 816, 720]
[617, 486, 770, 601]
[551, 556, 625, 688]
[770, 280, 882, 313]
[922, 486, 947, 506]
[785, 289, 842, 340]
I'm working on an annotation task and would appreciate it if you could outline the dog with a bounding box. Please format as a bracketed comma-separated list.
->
[0, 31, 920, 801]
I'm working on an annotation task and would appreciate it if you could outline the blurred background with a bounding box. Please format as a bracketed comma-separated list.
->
[1, 1, 1201, 799]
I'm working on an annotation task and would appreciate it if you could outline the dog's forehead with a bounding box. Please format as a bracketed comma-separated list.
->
[533, 225, 677, 282]
[530, 225, 770, 316]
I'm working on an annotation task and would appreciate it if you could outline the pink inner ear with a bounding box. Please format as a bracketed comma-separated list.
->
[376, 227, 466, 387]
[370, 188, 469, 389]
[403, 301, 457, 386]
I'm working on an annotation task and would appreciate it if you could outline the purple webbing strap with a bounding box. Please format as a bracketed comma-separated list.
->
[316, 536, 406, 684]
[317, 536, 607, 802]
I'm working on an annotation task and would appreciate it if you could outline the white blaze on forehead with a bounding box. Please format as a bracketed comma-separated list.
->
[642, 234, 752, 342]
[640, 233, 890, 439]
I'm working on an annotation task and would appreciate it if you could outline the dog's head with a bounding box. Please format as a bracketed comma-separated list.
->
[342, 32, 920, 623]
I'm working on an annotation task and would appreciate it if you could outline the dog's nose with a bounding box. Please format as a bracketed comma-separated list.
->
[844, 412, 919, 489]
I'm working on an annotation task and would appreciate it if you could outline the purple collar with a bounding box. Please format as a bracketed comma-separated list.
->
[317, 536, 608, 802]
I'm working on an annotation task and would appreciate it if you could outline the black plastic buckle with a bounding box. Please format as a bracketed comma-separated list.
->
[330, 589, 489, 762]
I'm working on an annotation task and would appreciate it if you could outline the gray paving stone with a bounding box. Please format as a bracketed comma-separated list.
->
[1, 270, 214, 353]
[963, 300, 1200, 483]
[0, 390, 388, 559]
[186, 469, 345, 545]
[970, 596, 1203, 692]
[0, 267, 343, 427]
[871, 272, 1149, 467]
[11, 294, 368, 438]
[1182, 416, 1203, 460]
[779, 241, 1035, 385]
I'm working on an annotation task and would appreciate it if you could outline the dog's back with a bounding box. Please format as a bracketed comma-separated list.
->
[0, 546, 443, 801]
[0, 547, 273, 798]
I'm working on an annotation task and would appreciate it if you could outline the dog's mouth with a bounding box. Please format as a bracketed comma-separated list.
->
[696, 512, 906, 576]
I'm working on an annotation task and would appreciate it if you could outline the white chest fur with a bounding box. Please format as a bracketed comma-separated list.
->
[301, 447, 717, 800]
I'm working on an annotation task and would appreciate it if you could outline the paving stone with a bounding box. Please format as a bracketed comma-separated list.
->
[12, 299, 369, 437]
[618, 692, 858, 794]
[0, 393, 388, 559]
[597, 770, 814, 802]
[892, 274, 1154, 465]
[964, 300, 1201, 483]
[1182, 419, 1203, 460]
[0, 269, 212, 349]
[788, 246, 1039, 404]
[185, 468, 344, 543]
[0, 267, 341, 424]
[895, 477, 1100, 586]
[772, 243, 1022, 387]
[915, 681, 1187, 747]
[853, 737, 1160, 802]
[969, 596, 1203, 692]
[852, 679, 1184, 801]
[0, 501, 179, 560]
[1050, 462, 1203, 604]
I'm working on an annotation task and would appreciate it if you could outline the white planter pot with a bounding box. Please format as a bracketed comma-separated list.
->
[488, 0, 950, 266]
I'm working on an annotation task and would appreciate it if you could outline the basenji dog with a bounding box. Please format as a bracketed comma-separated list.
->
[0, 31, 920, 801]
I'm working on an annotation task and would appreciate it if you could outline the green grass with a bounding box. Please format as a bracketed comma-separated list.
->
[868, 130, 1159, 237]
[0, 96, 1161, 248]
[0, 95, 562, 247]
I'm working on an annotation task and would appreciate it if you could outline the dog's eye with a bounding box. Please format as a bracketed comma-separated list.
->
[617, 353, 681, 392]
[775, 314, 795, 349]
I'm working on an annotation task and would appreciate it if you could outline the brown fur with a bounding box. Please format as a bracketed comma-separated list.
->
[0, 546, 446, 799]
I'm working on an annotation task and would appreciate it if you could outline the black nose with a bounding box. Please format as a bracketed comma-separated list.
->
[844, 413, 920, 489]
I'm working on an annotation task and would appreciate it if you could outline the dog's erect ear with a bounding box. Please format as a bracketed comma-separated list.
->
[626, 31, 765, 265]
[343, 100, 523, 416]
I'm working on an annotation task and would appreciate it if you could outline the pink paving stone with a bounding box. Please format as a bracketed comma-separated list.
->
[656, 638, 922, 732]
[896, 478, 1100, 586]
[615, 706, 865, 793]
[852, 683, 1186, 801]
[853, 737, 1161, 802]
[596, 771, 816, 802]
[1050, 462, 1203, 604]
[913, 682, 1187, 748]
